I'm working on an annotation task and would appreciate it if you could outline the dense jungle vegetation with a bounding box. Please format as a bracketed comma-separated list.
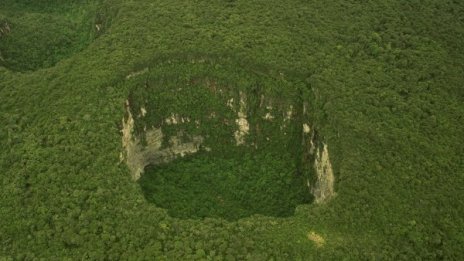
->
[1, 0, 463, 259]
[140, 150, 312, 220]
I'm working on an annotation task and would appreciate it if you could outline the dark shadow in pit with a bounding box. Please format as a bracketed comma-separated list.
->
[138, 150, 314, 221]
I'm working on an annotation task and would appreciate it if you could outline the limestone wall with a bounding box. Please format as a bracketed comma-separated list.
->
[122, 100, 203, 180]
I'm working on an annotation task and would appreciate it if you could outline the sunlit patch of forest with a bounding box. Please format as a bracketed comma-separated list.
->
[0, 0, 463, 259]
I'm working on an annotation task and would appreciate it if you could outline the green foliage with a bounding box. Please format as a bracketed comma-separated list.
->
[140, 150, 312, 220]
[0, 0, 463, 259]
[0, 1, 98, 71]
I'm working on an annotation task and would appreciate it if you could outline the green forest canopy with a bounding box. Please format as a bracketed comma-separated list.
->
[0, 0, 463, 259]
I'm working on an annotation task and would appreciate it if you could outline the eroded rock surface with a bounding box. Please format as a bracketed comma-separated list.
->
[122, 100, 203, 180]
[311, 143, 335, 203]
[121, 82, 335, 203]
[234, 91, 249, 145]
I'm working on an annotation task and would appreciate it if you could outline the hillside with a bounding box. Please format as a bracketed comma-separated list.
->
[1, 0, 463, 259]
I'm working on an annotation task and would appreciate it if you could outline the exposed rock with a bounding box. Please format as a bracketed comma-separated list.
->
[226, 98, 234, 109]
[140, 107, 147, 117]
[285, 105, 293, 121]
[307, 231, 325, 247]
[303, 123, 311, 134]
[165, 113, 179, 125]
[122, 100, 203, 180]
[122, 87, 335, 202]
[263, 112, 274, 120]
[126, 67, 148, 79]
[234, 91, 249, 145]
[0, 21, 11, 38]
[311, 142, 335, 203]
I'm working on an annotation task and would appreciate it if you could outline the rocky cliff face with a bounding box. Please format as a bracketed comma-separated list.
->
[311, 142, 335, 203]
[122, 102, 335, 203]
[122, 100, 203, 180]
[299, 122, 335, 204]
[121, 71, 335, 203]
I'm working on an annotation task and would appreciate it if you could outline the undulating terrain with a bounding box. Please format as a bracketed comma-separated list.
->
[1, 0, 463, 259]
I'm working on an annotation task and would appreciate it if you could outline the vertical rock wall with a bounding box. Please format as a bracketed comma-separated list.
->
[122, 86, 335, 203]
[121, 100, 203, 180]
[301, 124, 336, 204]
[311, 142, 335, 203]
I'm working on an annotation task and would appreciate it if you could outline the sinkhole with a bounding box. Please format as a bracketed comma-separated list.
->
[0, 2, 110, 71]
[122, 56, 335, 220]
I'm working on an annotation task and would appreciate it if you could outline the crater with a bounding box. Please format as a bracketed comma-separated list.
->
[0, 2, 110, 71]
[121, 56, 335, 220]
